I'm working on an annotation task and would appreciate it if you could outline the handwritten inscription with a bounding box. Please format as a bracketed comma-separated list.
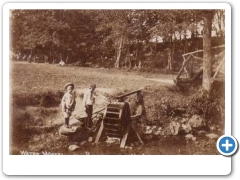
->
[20, 150, 63, 155]
[20, 150, 91, 155]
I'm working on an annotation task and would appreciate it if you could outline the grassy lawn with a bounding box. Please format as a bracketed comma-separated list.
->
[9, 61, 224, 155]
[11, 62, 174, 95]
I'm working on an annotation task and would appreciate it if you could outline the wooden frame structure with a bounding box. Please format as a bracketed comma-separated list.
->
[94, 89, 144, 148]
[174, 45, 225, 85]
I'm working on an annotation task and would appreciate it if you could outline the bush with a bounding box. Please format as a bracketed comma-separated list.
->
[12, 90, 64, 108]
[40, 91, 63, 107]
[143, 84, 224, 126]
[184, 88, 224, 124]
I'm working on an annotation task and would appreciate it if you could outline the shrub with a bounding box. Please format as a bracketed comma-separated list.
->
[184, 88, 224, 124]
[12, 90, 64, 108]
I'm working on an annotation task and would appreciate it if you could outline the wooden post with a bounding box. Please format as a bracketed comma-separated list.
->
[120, 123, 130, 148]
[211, 57, 225, 83]
[175, 54, 192, 80]
[94, 120, 104, 144]
[116, 89, 143, 101]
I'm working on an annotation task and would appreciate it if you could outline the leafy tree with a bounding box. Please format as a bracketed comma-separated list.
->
[11, 9, 224, 93]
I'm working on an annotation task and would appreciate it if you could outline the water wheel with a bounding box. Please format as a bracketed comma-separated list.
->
[94, 96, 143, 148]
[103, 102, 131, 138]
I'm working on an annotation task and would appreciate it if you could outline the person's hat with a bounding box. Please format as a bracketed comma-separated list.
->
[64, 82, 74, 90]
[90, 83, 96, 89]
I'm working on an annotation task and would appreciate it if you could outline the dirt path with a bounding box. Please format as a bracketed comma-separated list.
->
[145, 78, 175, 85]
[12, 62, 178, 100]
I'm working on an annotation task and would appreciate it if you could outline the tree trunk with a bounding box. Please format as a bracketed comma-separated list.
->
[128, 56, 131, 69]
[171, 42, 175, 70]
[202, 12, 213, 93]
[166, 49, 172, 70]
[115, 37, 123, 69]
[28, 48, 32, 63]
[184, 30, 188, 54]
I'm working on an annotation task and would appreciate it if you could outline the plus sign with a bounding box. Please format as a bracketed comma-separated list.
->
[217, 135, 238, 156]
[222, 139, 233, 151]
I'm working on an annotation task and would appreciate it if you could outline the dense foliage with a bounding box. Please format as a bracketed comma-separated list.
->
[11, 10, 225, 71]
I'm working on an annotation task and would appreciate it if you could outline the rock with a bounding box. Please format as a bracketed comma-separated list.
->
[188, 115, 206, 128]
[210, 126, 216, 131]
[125, 146, 132, 150]
[105, 137, 120, 144]
[182, 114, 191, 118]
[160, 131, 165, 136]
[206, 133, 219, 139]
[198, 130, 206, 135]
[68, 145, 80, 151]
[185, 134, 194, 140]
[169, 121, 181, 135]
[88, 136, 93, 143]
[145, 126, 151, 130]
[143, 126, 153, 134]
[181, 123, 192, 133]
[69, 118, 83, 127]
[181, 118, 188, 123]
[152, 125, 157, 129]
[59, 125, 78, 135]
[80, 141, 87, 146]
[153, 127, 162, 136]
[32, 135, 41, 142]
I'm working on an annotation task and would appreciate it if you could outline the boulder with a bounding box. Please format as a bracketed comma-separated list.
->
[59, 125, 78, 135]
[153, 127, 162, 136]
[188, 115, 206, 129]
[198, 130, 206, 135]
[68, 145, 80, 152]
[105, 137, 120, 144]
[181, 123, 192, 134]
[210, 126, 216, 131]
[143, 126, 153, 135]
[169, 121, 181, 135]
[125, 146, 133, 150]
[185, 134, 196, 141]
[206, 133, 219, 139]
[88, 136, 93, 143]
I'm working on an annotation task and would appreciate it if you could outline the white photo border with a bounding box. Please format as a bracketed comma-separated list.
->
[3, 2, 231, 175]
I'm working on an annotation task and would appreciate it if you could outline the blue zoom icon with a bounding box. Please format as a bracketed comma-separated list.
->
[217, 135, 238, 156]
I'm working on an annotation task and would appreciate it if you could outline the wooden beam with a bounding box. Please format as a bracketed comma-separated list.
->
[175, 54, 192, 80]
[116, 89, 143, 100]
[94, 120, 104, 144]
[174, 69, 203, 85]
[120, 123, 130, 148]
[191, 55, 204, 61]
[211, 57, 225, 83]
[93, 107, 106, 115]
[131, 124, 144, 144]
[182, 45, 225, 57]
[182, 49, 203, 57]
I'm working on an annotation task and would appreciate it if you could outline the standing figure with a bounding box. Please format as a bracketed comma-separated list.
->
[83, 84, 96, 129]
[61, 83, 76, 128]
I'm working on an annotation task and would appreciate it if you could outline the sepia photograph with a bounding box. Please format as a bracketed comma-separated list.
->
[9, 7, 226, 156]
